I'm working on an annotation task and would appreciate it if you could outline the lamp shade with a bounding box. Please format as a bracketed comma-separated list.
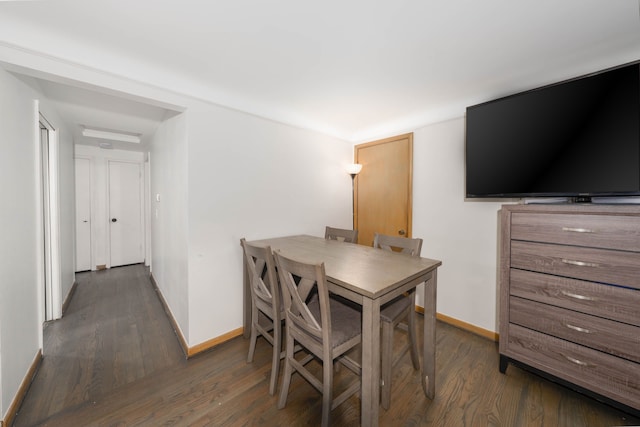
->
[346, 163, 363, 175]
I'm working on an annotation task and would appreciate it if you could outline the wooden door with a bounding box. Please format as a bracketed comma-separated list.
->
[108, 160, 144, 267]
[75, 158, 92, 271]
[354, 133, 413, 246]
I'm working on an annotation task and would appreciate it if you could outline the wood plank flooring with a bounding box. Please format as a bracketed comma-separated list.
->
[13, 264, 640, 426]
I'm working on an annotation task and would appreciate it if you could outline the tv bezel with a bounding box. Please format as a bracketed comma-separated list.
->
[464, 61, 640, 201]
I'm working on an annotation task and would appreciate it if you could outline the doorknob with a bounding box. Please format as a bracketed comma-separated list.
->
[398, 229, 406, 236]
[111, 218, 117, 223]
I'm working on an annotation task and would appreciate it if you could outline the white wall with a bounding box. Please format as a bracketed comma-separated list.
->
[57, 121, 76, 302]
[185, 102, 352, 345]
[149, 112, 190, 339]
[413, 117, 509, 333]
[75, 145, 145, 270]
[145, 97, 352, 347]
[0, 66, 40, 421]
[0, 68, 75, 419]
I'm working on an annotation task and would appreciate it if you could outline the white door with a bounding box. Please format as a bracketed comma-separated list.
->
[109, 160, 144, 267]
[75, 158, 92, 271]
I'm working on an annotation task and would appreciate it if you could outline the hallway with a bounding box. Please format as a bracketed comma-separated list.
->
[13, 265, 185, 425]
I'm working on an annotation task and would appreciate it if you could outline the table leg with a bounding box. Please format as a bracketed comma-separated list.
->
[361, 297, 380, 427]
[422, 269, 437, 398]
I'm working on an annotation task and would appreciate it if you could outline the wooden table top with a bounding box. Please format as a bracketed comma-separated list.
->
[247, 235, 442, 299]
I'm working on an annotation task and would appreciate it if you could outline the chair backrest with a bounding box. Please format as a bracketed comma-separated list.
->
[324, 226, 358, 243]
[274, 251, 331, 346]
[241, 238, 280, 318]
[373, 233, 423, 257]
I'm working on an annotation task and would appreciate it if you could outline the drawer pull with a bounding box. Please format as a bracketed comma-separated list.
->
[563, 354, 596, 368]
[564, 323, 593, 334]
[562, 227, 595, 233]
[560, 290, 597, 301]
[561, 258, 599, 268]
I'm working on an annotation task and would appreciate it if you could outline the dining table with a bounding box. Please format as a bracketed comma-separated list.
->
[242, 235, 442, 426]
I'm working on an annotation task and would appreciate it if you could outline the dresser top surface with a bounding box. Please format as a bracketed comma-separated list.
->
[500, 203, 640, 215]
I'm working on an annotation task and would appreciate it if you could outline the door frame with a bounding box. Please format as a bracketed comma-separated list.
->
[36, 107, 62, 323]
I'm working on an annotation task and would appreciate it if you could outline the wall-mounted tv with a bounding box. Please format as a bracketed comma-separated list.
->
[465, 62, 640, 202]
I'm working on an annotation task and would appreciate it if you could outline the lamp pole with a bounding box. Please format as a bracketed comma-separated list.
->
[346, 164, 362, 229]
[350, 173, 357, 229]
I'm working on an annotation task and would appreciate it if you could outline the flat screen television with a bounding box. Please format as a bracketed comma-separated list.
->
[465, 62, 640, 202]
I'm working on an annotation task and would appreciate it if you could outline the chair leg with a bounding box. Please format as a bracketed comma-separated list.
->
[268, 320, 281, 395]
[321, 356, 333, 427]
[247, 307, 259, 363]
[277, 331, 294, 409]
[407, 306, 420, 370]
[381, 319, 394, 411]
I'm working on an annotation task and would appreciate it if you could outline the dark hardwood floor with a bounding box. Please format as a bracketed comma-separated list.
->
[13, 264, 639, 426]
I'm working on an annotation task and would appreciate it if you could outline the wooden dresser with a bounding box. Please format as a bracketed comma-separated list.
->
[499, 203, 640, 415]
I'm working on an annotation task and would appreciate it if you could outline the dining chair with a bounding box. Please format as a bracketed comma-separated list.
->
[240, 238, 283, 396]
[274, 250, 362, 427]
[324, 226, 358, 243]
[373, 232, 423, 410]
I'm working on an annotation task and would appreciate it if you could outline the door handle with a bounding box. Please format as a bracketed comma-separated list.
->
[398, 229, 406, 236]
[111, 218, 117, 223]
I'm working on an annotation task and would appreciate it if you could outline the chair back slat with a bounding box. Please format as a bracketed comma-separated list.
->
[275, 251, 330, 342]
[253, 258, 274, 302]
[373, 233, 423, 257]
[241, 239, 279, 312]
[325, 226, 358, 243]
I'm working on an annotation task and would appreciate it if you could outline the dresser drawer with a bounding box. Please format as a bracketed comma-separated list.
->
[511, 213, 640, 251]
[510, 296, 640, 363]
[506, 324, 640, 411]
[510, 269, 640, 326]
[511, 241, 640, 289]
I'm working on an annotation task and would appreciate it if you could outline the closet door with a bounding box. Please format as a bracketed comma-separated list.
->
[108, 160, 143, 267]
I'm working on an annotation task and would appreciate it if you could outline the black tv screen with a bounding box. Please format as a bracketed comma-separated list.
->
[465, 62, 640, 200]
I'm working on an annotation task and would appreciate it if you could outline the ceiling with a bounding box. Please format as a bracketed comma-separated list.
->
[1, 0, 639, 146]
[30, 78, 176, 151]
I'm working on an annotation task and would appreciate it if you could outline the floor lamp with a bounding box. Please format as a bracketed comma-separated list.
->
[346, 163, 363, 229]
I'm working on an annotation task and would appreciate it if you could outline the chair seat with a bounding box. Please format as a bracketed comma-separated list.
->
[308, 295, 362, 347]
[380, 295, 411, 323]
